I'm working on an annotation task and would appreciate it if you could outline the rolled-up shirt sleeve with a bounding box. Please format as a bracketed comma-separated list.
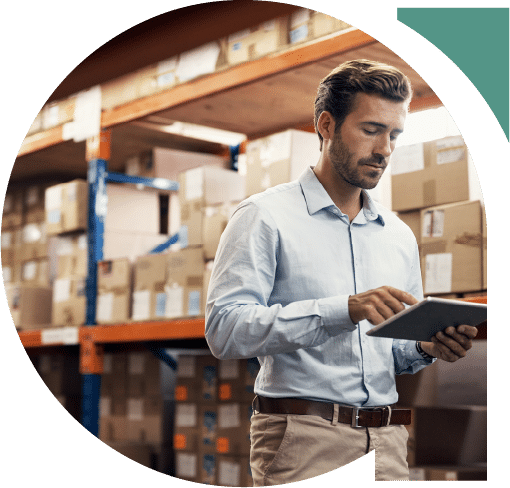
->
[205, 201, 356, 360]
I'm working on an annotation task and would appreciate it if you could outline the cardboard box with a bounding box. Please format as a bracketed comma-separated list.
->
[2, 190, 24, 229]
[131, 253, 169, 321]
[35, 354, 81, 395]
[124, 146, 229, 182]
[420, 200, 483, 294]
[396, 210, 421, 245]
[174, 402, 200, 452]
[175, 451, 199, 482]
[391, 135, 483, 212]
[226, 17, 288, 65]
[51, 276, 86, 326]
[179, 166, 245, 247]
[56, 233, 88, 278]
[24, 182, 61, 223]
[103, 441, 154, 470]
[21, 258, 50, 287]
[289, 9, 350, 45]
[164, 247, 206, 319]
[45, 180, 88, 235]
[41, 97, 76, 130]
[203, 202, 239, 260]
[482, 205, 487, 289]
[126, 351, 162, 397]
[101, 352, 128, 397]
[99, 416, 130, 442]
[20, 222, 48, 261]
[216, 455, 253, 487]
[1, 227, 22, 266]
[244, 129, 321, 197]
[5, 283, 52, 329]
[216, 402, 252, 456]
[96, 258, 131, 324]
[218, 358, 260, 403]
[175, 354, 218, 404]
[126, 400, 163, 444]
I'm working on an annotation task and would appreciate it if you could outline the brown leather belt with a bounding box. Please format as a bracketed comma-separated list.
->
[254, 395, 411, 428]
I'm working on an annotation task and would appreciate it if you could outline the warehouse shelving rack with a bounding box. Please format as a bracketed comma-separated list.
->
[12, 24, 486, 439]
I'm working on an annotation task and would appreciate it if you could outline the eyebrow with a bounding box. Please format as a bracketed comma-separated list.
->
[362, 122, 404, 134]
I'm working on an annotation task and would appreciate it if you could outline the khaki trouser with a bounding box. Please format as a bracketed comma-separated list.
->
[250, 412, 409, 484]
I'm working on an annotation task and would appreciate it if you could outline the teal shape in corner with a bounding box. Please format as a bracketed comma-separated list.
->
[398, 8, 509, 140]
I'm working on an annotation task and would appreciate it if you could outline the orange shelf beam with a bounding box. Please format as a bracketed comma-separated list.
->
[18, 318, 206, 349]
[79, 318, 206, 344]
[17, 125, 65, 158]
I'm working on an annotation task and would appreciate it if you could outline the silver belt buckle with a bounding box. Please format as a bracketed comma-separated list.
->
[351, 407, 363, 428]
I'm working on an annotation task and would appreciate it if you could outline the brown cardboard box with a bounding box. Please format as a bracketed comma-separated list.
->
[226, 17, 288, 65]
[482, 205, 487, 289]
[216, 403, 252, 456]
[124, 146, 229, 181]
[56, 233, 88, 278]
[20, 222, 47, 261]
[41, 97, 76, 130]
[174, 402, 200, 452]
[131, 252, 168, 321]
[24, 182, 61, 223]
[203, 202, 239, 260]
[103, 441, 154, 470]
[5, 283, 52, 329]
[396, 210, 421, 245]
[289, 9, 350, 45]
[45, 180, 88, 235]
[391, 135, 483, 212]
[35, 354, 81, 396]
[1, 227, 22, 266]
[101, 352, 128, 397]
[2, 190, 24, 229]
[244, 129, 321, 197]
[218, 358, 260, 403]
[175, 451, 199, 482]
[126, 351, 162, 397]
[179, 166, 245, 247]
[99, 415, 130, 442]
[126, 399, 163, 444]
[96, 258, 131, 324]
[175, 354, 218, 404]
[420, 200, 483, 294]
[164, 247, 206, 319]
[216, 455, 253, 487]
[51, 276, 86, 326]
[21, 258, 50, 286]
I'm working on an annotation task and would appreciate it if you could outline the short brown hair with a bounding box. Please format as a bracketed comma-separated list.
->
[314, 59, 413, 149]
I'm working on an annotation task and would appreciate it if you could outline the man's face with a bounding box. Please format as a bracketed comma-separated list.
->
[328, 92, 407, 190]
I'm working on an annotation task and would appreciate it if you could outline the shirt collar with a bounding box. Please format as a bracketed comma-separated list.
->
[299, 167, 385, 226]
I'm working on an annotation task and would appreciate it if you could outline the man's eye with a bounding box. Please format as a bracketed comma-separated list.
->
[363, 129, 377, 135]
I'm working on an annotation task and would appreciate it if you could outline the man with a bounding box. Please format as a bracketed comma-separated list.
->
[205, 59, 478, 483]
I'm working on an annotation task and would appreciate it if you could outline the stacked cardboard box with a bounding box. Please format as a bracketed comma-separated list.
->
[96, 258, 132, 324]
[243, 129, 321, 197]
[52, 234, 88, 327]
[178, 165, 245, 250]
[173, 354, 258, 485]
[33, 353, 82, 421]
[99, 350, 171, 447]
[393, 136, 486, 295]
[288, 8, 351, 45]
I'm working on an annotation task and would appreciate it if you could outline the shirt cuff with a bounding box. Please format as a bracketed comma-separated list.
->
[318, 295, 357, 336]
[410, 340, 436, 363]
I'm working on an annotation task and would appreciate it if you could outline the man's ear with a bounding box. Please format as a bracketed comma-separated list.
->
[317, 111, 336, 142]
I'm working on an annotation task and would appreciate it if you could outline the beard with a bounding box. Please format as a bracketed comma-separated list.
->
[328, 134, 386, 190]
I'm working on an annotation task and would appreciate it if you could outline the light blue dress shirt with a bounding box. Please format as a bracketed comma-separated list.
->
[205, 167, 433, 407]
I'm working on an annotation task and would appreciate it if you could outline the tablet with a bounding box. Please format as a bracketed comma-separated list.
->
[365, 296, 487, 342]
